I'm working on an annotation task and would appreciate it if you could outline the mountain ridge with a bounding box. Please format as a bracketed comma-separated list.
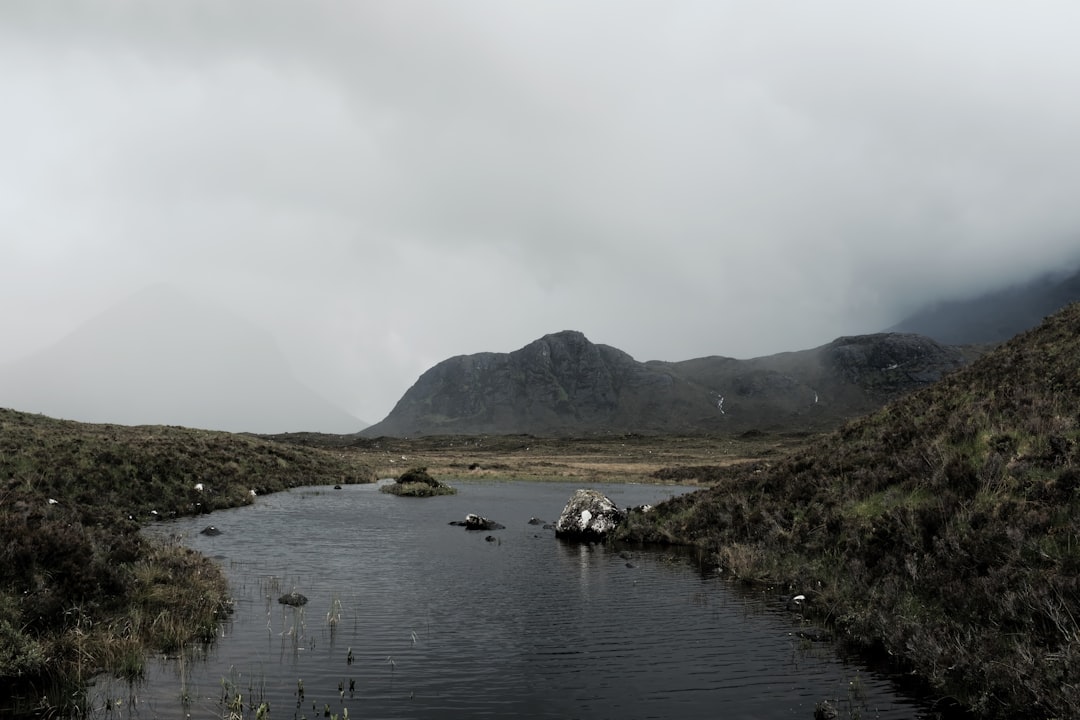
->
[362, 329, 979, 437]
[887, 265, 1080, 344]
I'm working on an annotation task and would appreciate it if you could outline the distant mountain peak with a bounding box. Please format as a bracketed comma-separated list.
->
[0, 285, 362, 434]
[361, 329, 979, 438]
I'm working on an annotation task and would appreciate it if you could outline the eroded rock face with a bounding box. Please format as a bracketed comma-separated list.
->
[555, 489, 625, 542]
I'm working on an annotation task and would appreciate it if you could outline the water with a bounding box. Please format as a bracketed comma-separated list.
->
[95, 480, 937, 719]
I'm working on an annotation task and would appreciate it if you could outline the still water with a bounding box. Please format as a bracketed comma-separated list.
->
[101, 480, 938, 719]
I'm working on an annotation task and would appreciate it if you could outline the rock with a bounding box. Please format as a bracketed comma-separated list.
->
[814, 700, 839, 720]
[786, 593, 808, 611]
[796, 628, 830, 642]
[449, 513, 505, 531]
[200, 525, 222, 536]
[278, 591, 309, 607]
[555, 489, 626, 542]
[527, 517, 545, 525]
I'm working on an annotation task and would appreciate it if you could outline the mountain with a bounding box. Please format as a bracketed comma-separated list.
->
[0, 284, 362, 434]
[622, 302, 1080, 718]
[887, 266, 1080, 344]
[361, 329, 978, 437]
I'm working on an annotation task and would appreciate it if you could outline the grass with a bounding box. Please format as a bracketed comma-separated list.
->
[615, 302, 1080, 719]
[379, 467, 458, 496]
[0, 409, 376, 713]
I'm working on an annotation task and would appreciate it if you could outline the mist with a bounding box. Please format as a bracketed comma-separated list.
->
[3, 2, 1080, 429]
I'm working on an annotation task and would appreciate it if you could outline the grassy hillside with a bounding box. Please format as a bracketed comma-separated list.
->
[0, 409, 374, 712]
[618, 304, 1080, 718]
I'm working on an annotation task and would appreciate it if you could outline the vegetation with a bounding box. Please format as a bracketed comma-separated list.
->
[616, 303, 1080, 719]
[0, 409, 375, 712]
[380, 466, 457, 496]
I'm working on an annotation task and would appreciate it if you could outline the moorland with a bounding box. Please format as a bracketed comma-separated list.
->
[4, 302, 1080, 719]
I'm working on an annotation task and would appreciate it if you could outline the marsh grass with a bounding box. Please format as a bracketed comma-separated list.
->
[618, 303, 1080, 719]
[0, 408, 376, 710]
[380, 467, 458, 496]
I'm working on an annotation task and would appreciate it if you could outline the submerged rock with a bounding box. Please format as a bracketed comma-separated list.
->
[199, 525, 222, 536]
[555, 489, 626, 542]
[449, 513, 506, 531]
[278, 591, 309, 607]
[814, 700, 839, 720]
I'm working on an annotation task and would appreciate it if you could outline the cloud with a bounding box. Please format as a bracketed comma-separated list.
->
[2, 1, 1080, 425]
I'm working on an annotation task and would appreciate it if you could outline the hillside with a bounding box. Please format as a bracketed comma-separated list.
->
[888, 266, 1080, 345]
[0, 284, 363, 434]
[361, 330, 978, 437]
[0, 409, 375, 712]
[619, 303, 1080, 718]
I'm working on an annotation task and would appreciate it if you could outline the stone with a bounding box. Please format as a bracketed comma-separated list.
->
[278, 591, 309, 607]
[555, 489, 626, 542]
[449, 513, 505, 531]
[814, 700, 839, 720]
[199, 525, 222, 536]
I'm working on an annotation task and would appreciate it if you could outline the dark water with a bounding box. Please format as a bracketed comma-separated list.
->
[93, 480, 938, 719]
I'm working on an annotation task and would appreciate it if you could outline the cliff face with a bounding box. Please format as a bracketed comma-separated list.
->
[362, 330, 980, 437]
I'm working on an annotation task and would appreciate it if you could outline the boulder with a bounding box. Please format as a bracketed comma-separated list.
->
[555, 489, 626, 541]
[200, 525, 222, 536]
[278, 591, 308, 607]
[449, 513, 505, 531]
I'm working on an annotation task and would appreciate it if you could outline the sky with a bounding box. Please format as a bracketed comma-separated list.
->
[3, 1, 1080, 427]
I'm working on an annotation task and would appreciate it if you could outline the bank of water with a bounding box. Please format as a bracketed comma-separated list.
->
[93, 480, 941, 718]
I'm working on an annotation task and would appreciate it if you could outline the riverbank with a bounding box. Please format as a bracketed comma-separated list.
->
[616, 305, 1080, 719]
[0, 409, 375, 715]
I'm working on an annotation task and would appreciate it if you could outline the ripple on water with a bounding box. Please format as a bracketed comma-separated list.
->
[105, 481, 939, 719]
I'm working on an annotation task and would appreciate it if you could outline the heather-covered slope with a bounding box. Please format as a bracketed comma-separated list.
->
[0, 409, 374, 712]
[619, 303, 1080, 718]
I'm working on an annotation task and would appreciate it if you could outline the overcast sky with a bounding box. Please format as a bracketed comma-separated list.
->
[3, 1, 1080, 426]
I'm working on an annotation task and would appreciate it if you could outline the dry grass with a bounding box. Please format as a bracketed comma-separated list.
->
[331, 432, 815, 484]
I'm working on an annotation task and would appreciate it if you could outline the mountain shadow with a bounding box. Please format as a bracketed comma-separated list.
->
[361, 329, 980, 437]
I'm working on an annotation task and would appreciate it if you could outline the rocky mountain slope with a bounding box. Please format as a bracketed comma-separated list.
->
[888, 265, 1080, 344]
[361, 329, 979, 437]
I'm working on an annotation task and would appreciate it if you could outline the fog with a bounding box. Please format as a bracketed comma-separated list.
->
[3, 2, 1079, 430]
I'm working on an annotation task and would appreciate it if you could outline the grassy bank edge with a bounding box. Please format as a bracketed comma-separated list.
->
[0, 409, 376, 714]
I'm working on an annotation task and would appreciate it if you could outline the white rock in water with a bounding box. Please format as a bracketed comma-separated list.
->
[555, 489, 626, 541]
